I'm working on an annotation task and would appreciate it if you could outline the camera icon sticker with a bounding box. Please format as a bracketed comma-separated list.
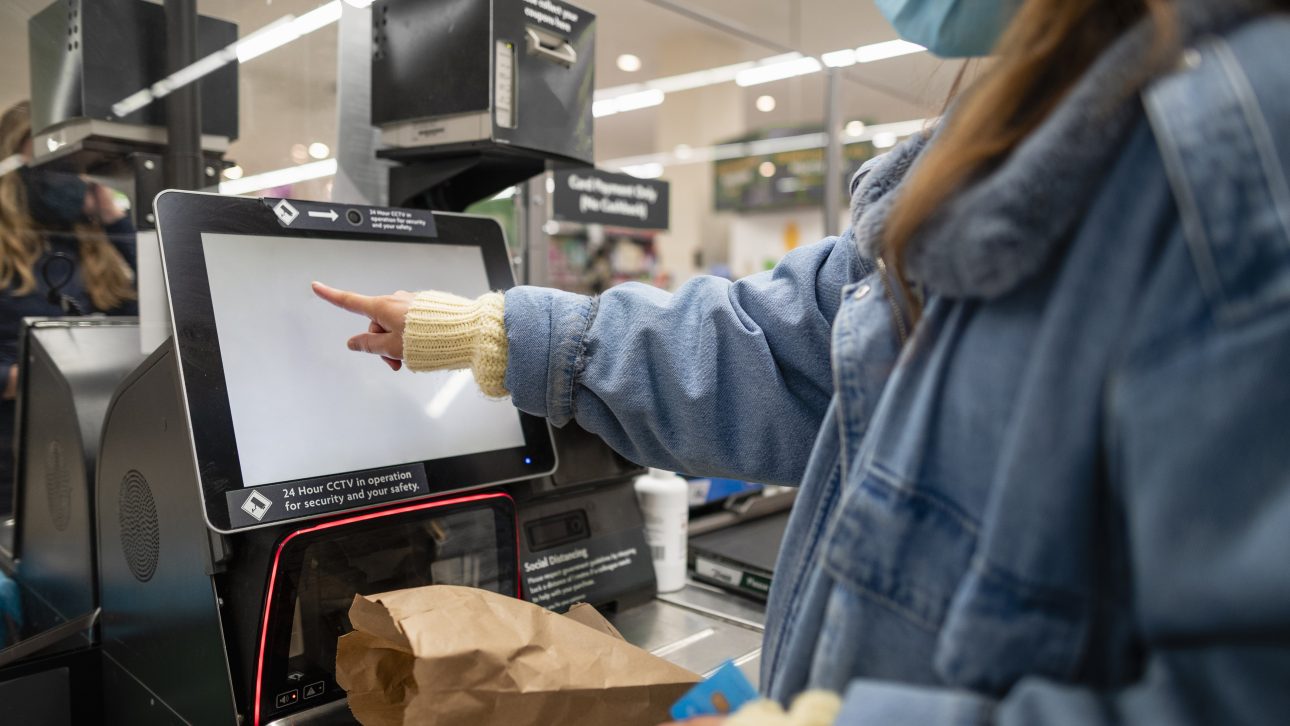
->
[240, 490, 273, 521]
[273, 199, 300, 226]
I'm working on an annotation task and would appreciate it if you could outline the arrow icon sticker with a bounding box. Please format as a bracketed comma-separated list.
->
[308, 209, 339, 222]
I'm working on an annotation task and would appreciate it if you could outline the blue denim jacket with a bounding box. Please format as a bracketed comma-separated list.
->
[505, 10, 1290, 725]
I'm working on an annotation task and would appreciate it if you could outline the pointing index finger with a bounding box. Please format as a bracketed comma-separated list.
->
[312, 281, 375, 317]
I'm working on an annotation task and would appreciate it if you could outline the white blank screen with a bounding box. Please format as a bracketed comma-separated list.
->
[200, 232, 525, 488]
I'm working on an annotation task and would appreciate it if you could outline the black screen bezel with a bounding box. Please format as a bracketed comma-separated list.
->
[154, 191, 555, 533]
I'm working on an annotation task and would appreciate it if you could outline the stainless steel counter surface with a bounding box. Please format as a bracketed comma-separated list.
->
[613, 580, 766, 683]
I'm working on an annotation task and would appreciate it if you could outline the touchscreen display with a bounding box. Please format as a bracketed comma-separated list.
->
[200, 233, 526, 488]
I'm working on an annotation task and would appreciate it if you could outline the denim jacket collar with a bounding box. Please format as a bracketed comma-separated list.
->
[854, 0, 1278, 300]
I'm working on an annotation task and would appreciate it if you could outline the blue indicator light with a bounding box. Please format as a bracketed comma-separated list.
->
[524, 457, 533, 465]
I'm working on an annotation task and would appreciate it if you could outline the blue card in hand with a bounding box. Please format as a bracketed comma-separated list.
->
[669, 660, 759, 720]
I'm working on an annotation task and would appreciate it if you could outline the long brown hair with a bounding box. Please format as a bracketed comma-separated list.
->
[884, 0, 1178, 321]
[0, 101, 136, 311]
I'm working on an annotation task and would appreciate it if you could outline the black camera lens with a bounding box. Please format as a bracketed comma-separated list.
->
[346, 209, 363, 225]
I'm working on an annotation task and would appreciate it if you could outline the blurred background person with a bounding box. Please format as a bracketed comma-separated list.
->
[0, 100, 137, 510]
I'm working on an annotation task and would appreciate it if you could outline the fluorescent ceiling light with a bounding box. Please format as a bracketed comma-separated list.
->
[235, 4, 339, 64]
[593, 88, 664, 118]
[112, 9, 329, 118]
[293, 1, 343, 35]
[735, 55, 822, 87]
[871, 132, 899, 148]
[218, 158, 337, 196]
[854, 39, 925, 63]
[621, 163, 663, 179]
[821, 49, 856, 68]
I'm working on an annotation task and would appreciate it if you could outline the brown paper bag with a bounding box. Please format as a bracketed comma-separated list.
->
[336, 585, 701, 725]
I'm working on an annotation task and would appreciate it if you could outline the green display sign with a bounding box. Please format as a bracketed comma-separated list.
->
[714, 130, 876, 212]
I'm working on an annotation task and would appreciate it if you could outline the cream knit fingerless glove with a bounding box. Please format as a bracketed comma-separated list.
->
[726, 690, 841, 726]
[402, 291, 508, 398]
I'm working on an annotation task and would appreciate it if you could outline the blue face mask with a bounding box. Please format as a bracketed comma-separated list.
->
[874, 0, 1023, 58]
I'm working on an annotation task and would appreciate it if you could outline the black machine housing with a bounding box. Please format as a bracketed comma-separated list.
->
[26, 0, 240, 231]
[7, 319, 144, 639]
[29, 0, 239, 147]
[372, 0, 595, 209]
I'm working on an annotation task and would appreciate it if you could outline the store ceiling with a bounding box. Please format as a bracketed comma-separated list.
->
[0, 0, 959, 180]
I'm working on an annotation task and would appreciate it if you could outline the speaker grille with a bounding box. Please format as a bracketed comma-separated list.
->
[45, 440, 71, 531]
[119, 470, 160, 583]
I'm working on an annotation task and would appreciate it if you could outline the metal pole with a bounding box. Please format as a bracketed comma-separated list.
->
[334, 2, 387, 205]
[164, 0, 202, 190]
[521, 177, 550, 286]
[823, 68, 843, 237]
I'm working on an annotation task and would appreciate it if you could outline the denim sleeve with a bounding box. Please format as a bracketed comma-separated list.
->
[505, 233, 867, 485]
[833, 301, 1290, 725]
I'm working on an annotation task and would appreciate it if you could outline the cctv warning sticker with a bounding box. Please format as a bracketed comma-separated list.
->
[224, 463, 430, 528]
[262, 198, 437, 238]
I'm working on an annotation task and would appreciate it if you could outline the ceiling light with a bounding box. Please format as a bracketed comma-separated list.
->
[755, 95, 776, 113]
[218, 158, 338, 196]
[855, 39, 925, 63]
[235, 2, 341, 64]
[616, 54, 642, 72]
[308, 142, 330, 160]
[735, 55, 822, 87]
[593, 88, 665, 118]
[223, 165, 244, 180]
[821, 49, 856, 68]
[758, 161, 776, 178]
[621, 163, 663, 179]
[872, 132, 899, 149]
[845, 120, 866, 137]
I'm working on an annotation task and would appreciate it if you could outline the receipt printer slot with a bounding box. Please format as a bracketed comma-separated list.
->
[525, 25, 576, 66]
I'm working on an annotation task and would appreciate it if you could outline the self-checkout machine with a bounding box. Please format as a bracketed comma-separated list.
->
[0, 0, 237, 716]
[95, 191, 555, 725]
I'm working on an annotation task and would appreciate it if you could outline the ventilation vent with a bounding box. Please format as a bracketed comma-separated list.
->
[119, 470, 160, 583]
[45, 440, 71, 532]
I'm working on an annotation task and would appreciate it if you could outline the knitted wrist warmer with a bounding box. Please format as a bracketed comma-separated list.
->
[726, 690, 841, 726]
[402, 290, 508, 397]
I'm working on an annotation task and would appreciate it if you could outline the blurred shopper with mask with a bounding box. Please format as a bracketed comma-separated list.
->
[317, 0, 1290, 723]
[0, 100, 137, 508]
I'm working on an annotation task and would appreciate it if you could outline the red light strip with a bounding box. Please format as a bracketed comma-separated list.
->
[252, 491, 520, 726]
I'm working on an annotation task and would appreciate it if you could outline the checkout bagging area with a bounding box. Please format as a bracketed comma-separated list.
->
[0, 0, 794, 723]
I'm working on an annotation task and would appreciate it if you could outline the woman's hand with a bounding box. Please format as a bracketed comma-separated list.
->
[312, 282, 414, 371]
[84, 182, 125, 226]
